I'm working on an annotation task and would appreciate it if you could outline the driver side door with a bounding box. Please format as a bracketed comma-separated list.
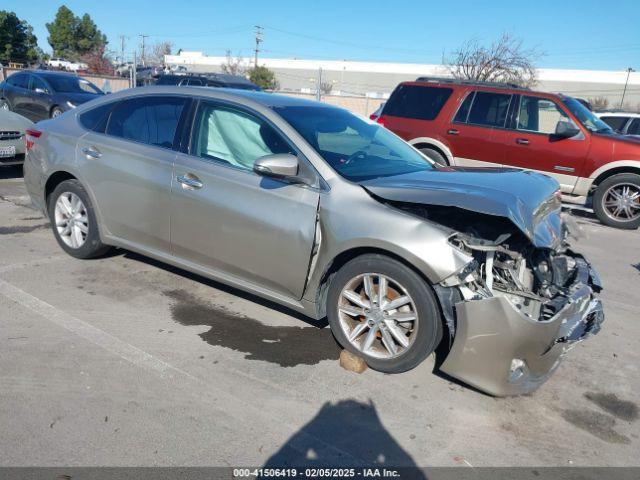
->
[171, 100, 320, 299]
[497, 95, 589, 194]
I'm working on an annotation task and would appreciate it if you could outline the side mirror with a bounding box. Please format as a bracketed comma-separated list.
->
[553, 121, 580, 139]
[254, 153, 299, 178]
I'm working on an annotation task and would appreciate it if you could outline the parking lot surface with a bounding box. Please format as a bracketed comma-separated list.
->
[0, 165, 638, 467]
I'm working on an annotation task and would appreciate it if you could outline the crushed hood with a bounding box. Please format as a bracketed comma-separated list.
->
[361, 167, 563, 249]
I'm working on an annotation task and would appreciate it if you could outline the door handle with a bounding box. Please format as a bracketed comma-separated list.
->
[515, 138, 530, 145]
[81, 146, 102, 159]
[177, 173, 204, 190]
[447, 129, 459, 135]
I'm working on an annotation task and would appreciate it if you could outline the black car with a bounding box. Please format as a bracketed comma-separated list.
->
[0, 71, 104, 121]
[155, 73, 261, 90]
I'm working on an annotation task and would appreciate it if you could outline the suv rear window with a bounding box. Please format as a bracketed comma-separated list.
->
[384, 85, 453, 120]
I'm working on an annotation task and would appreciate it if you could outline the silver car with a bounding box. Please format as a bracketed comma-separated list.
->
[23, 86, 604, 396]
[0, 109, 33, 166]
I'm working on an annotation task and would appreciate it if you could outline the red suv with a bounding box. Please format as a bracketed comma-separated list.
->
[378, 78, 640, 229]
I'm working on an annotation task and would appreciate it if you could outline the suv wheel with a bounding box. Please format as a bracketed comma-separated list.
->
[48, 179, 112, 258]
[419, 147, 448, 166]
[327, 254, 442, 373]
[593, 173, 640, 229]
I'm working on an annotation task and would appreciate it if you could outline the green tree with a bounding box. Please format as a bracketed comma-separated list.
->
[0, 11, 41, 63]
[75, 14, 106, 54]
[248, 65, 278, 90]
[46, 6, 106, 59]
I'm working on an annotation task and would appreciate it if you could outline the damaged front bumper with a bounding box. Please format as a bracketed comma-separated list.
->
[440, 258, 604, 396]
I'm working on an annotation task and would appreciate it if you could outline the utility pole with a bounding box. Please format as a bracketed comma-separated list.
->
[316, 67, 323, 101]
[620, 67, 635, 109]
[118, 35, 126, 65]
[139, 34, 149, 66]
[253, 25, 263, 68]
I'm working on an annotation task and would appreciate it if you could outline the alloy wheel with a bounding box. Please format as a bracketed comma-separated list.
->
[54, 192, 89, 249]
[338, 273, 418, 359]
[601, 182, 640, 223]
[0, 100, 8, 110]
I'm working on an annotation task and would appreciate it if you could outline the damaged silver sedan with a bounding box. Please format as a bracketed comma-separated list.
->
[23, 87, 604, 396]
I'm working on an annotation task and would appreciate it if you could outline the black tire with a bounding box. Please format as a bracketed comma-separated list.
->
[47, 179, 112, 259]
[327, 254, 443, 373]
[419, 147, 449, 166]
[50, 106, 64, 118]
[592, 173, 640, 230]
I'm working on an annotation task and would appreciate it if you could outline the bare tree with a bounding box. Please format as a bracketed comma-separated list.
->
[446, 33, 543, 87]
[147, 40, 173, 66]
[221, 49, 247, 76]
[588, 97, 609, 111]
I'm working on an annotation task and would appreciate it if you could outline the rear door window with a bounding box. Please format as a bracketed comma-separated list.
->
[467, 91, 512, 128]
[106, 96, 188, 149]
[79, 102, 117, 133]
[384, 85, 453, 120]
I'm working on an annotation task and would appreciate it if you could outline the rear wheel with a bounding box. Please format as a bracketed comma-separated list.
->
[48, 179, 112, 258]
[593, 173, 640, 229]
[419, 147, 449, 166]
[327, 254, 443, 373]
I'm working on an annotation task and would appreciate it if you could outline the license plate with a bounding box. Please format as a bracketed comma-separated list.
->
[0, 146, 16, 158]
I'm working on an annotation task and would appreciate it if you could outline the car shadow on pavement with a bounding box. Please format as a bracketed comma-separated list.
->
[0, 165, 23, 180]
[263, 399, 425, 476]
[120, 250, 327, 328]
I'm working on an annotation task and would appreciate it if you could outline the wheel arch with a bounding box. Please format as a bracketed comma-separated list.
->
[314, 246, 442, 320]
[408, 137, 453, 163]
[45, 170, 78, 205]
[591, 164, 640, 188]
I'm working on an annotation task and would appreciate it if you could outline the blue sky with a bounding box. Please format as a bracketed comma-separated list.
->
[4, 0, 639, 70]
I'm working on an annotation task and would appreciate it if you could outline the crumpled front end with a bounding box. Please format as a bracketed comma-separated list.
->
[437, 231, 604, 397]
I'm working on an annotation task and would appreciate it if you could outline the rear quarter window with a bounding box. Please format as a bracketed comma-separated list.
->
[383, 85, 453, 120]
[79, 102, 116, 133]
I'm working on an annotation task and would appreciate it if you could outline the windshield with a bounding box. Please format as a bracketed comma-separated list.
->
[562, 96, 612, 133]
[45, 76, 103, 94]
[274, 105, 433, 182]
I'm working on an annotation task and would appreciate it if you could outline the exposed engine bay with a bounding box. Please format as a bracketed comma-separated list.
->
[389, 201, 601, 327]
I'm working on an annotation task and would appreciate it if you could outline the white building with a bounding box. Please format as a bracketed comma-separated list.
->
[165, 51, 640, 108]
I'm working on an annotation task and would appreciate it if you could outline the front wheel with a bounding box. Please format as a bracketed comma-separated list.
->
[0, 98, 10, 111]
[50, 106, 64, 118]
[327, 254, 443, 373]
[48, 179, 112, 258]
[593, 173, 640, 229]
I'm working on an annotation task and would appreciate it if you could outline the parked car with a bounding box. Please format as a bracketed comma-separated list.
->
[46, 58, 87, 72]
[0, 71, 104, 122]
[0, 109, 32, 167]
[22, 86, 604, 396]
[378, 77, 640, 229]
[155, 73, 261, 90]
[597, 112, 640, 137]
[369, 102, 385, 121]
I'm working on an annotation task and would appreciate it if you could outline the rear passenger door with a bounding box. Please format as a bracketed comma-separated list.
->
[446, 90, 513, 167]
[76, 95, 189, 253]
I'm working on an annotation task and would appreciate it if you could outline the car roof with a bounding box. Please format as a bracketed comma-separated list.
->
[102, 85, 335, 110]
[597, 112, 640, 117]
